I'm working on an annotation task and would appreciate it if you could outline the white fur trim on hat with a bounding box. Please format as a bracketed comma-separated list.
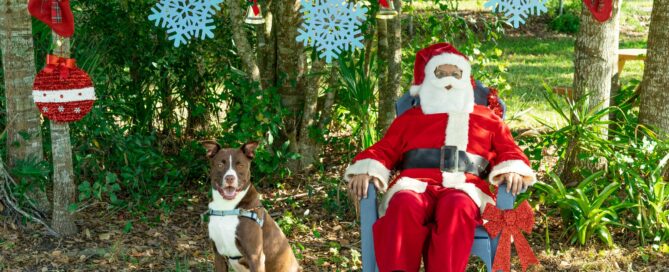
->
[379, 177, 428, 216]
[343, 158, 390, 191]
[488, 159, 537, 185]
[410, 52, 472, 96]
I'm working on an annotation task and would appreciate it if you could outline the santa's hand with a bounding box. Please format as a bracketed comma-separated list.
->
[349, 174, 384, 200]
[496, 172, 531, 196]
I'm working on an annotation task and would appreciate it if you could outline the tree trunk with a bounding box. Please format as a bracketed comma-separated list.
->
[561, 0, 621, 183]
[226, 0, 262, 85]
[297, 60, 325, 167]
[377, 0, 403, 135]
[376, 18, 390, 133]
[638, 0, 669, 137]
[275, 0, 308, 170]
[0, 0, 50, 212]
[49, 35, 77, 236]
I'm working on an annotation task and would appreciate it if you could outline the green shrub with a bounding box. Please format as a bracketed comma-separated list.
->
[550, 13, 580, 34]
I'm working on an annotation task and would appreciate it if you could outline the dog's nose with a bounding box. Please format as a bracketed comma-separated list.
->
[224, 175, 235, 184]
[445, 85, 453, 90]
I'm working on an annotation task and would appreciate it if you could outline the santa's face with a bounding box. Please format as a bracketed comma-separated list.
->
[419, 63, 474, 114]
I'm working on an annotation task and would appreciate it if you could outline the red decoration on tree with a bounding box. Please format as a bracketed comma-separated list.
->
[583, 0, 613, 22]
[482, 200, 539, 272]
[487, 87, 504, 118]
[28, 0, 75, 37]
[32, 55, 96, 122]
[379, 0, 391, 8]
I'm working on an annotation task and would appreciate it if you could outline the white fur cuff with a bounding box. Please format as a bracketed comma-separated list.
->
[488, 160, 536, 185]
[343, 159, 390, 191]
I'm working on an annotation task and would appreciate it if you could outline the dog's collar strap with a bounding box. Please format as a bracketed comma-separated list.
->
[208, 208, 264, 227]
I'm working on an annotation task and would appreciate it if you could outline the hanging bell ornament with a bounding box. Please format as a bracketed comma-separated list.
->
[245, 1, 266, 25]
[376, 0, 398, 19]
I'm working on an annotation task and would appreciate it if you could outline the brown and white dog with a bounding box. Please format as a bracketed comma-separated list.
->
[202, 141, 300, 272]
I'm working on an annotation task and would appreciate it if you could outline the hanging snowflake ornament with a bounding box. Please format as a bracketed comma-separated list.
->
[296, 0, 368, 64]
[484, 0, 548, 28]
[148, 0, 223, 47]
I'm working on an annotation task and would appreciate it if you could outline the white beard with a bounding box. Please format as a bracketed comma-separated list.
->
[418, 76, 475, 114]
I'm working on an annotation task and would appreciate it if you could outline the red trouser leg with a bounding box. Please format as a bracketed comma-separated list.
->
[425, 189, 482, 272]
[373, 191, 431, 272]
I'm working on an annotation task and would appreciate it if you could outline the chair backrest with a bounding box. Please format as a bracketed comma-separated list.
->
[395, 80, 506, 119]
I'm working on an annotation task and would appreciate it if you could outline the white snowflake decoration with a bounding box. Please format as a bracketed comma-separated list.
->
[484, 0, 548, 28]
[58, 106, 65, 112]
[148, 0, 223, 47]
[296, 0, 368, 64]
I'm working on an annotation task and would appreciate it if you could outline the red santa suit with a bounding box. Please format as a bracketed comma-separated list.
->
[344, 43, 536, 272]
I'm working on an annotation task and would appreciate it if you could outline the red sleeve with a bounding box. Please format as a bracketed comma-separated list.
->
[343, 116, 407, 189]
[488, 119, 536, 184]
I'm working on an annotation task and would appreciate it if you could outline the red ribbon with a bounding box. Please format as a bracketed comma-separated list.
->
[43, 54, 77, 79]
[482, 200, 539, 272]
[251, 0, 260, 16]
[583, 0, 613, 22]
[379, 0, 390, 8]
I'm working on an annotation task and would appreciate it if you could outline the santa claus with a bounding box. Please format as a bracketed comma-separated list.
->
[344, 43, 536, 272]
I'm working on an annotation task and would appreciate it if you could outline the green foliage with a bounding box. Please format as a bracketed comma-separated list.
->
[215, 72, 296, 179]
[337, 51, 379, 149]
[5, 157, 50, 209]
[550, 13, 580, 34]
[535, 171, 628, 246]
[535, 80, 669, 248]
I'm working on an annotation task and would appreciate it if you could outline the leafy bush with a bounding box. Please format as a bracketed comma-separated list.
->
[535, 171, 630, 246]
[535, 81, 669, 247]
[550, 13, 580, 34]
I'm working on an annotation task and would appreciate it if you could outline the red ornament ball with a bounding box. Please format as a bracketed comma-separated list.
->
[32, 66, 96, 122]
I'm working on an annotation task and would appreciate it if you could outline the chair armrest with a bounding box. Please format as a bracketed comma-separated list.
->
[496, 183, 526, 210]
[360, 182, 379, 272]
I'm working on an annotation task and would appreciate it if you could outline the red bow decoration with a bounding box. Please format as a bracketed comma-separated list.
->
[482, 200, 538, 272]
[583, 0, 613, 22]
[43, 54, 77, 79]
[28, 0, 75, 37]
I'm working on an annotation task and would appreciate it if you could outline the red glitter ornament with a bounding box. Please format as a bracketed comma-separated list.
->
[487, 87, 504, 118]
[482, 200, 539, 272]
[32, 55, 96, 122]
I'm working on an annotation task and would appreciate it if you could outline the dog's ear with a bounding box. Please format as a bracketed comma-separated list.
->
[241, 141, 259, 159]
[201, 140, 221, 159]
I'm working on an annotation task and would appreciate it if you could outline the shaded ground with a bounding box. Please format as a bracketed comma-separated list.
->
[2, 167, 668, 271]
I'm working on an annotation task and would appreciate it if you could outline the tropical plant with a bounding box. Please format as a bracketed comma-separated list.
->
[337, 51, 379, 149]
[535, 171, 630, 246]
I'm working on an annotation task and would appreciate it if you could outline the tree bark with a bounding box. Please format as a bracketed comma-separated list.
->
[226, 0, 262, 85]
[297, 60, 325, 167]
[49, 35, 77, 236]
[378, 0, 403, 135]
[0, 0, 50, 212]
[561, 0, 621, 183]
[639, 0, 669, 137]
[376, 18, 390, 133]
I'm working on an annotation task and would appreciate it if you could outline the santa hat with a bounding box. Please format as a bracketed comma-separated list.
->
[28, 0, 75, 37]
[409, 43, 475, 96]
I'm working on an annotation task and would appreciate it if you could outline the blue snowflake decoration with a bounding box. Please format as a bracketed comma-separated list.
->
[148, 0, 223, 47]
[484, 0, 548, 28]
[296, 0, 368, 64]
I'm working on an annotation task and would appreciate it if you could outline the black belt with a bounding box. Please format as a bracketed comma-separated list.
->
[400, 146, 490, 178]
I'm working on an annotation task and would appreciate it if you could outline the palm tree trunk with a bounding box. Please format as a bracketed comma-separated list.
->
[49, 35, 77, 236]
[0, 0, 50, 212]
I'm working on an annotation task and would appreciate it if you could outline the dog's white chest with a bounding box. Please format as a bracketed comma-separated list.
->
[208, 215, 242, 258]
